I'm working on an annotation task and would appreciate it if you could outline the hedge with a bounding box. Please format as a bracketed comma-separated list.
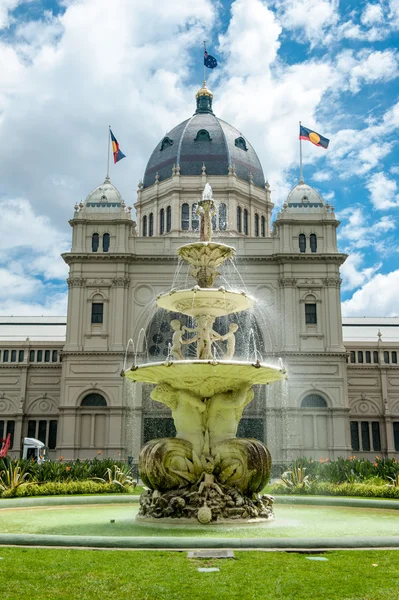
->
[271, 481, 399, 499]
[1, 480, 135, 499]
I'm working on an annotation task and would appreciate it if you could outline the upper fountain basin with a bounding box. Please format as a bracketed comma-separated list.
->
[177, 242, 236, 288]
[124, 360, 286, 396]
[156, 288, 254, 318]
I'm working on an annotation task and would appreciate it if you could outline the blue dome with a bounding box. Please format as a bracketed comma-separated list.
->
[143, 85, 265, 189]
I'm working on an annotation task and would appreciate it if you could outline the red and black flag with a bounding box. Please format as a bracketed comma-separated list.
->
[299, 125, 329, 149]
[110, 129, 126, 163]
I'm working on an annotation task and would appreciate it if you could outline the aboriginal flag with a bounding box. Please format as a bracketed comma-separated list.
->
[110, 129, 126, 163]
[204, 50, 217, 69]
[299, 125, 329, 149]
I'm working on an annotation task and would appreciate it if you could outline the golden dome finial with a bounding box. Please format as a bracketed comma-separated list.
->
[196, 81, 213, 99]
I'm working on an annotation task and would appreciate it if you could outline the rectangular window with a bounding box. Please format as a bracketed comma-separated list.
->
[361, 421, 370, 451]
[6, 421, 15, 449]
[350, 421, 359, 451]
[38, 420, 47, 444]
[91, 303, 104, 324]
[392, 351, 397, 364]
[366, 351, 371, 363]
[3, 350, 9, 362]
[371, 422, 381, 451]
[350, 351, 356, 363]
[48, 420, 58, 450]
[305, 303, 317, 325]
[37, 350, 43, 362]
[44, 350, 50, 363]
[358, 351, 363, 363]
[28, 420, 36, 438]
[384, 351, 389, 364]
[373, 351, 378, 363]
[29, 350, 35, 362]
[11, 350, 17, 362]
[18, 350, 24, 362]
[394, 422, 399, 452]
[52, 350, 58, 362]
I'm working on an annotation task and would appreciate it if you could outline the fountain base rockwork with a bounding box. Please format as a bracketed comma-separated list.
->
[124, 185, 285, 524]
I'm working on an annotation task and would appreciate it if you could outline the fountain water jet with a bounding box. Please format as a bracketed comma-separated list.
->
[124, 184, 286, 524]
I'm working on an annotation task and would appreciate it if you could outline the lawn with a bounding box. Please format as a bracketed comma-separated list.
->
[0, 548, 398, 600]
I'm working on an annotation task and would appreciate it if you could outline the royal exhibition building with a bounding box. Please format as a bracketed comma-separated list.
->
[0, 83, 398, 468]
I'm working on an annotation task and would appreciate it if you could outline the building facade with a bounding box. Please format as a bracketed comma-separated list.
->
[1, 85, 398, 465]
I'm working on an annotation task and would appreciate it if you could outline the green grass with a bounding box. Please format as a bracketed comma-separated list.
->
[0, 547, 398, 599]
[1, 503, 398, 539]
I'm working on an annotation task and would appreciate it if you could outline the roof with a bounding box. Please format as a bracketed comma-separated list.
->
[143, 90, 265, 189]
[286, 181, 324, 208]
[342, 317, 399, 343]
[0, 317, 66, 342]
[1, 316, 398, 344]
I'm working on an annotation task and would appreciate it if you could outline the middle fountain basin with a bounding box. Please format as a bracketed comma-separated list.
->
[125, 360, 285, 396]
[156, 288, 254, 318]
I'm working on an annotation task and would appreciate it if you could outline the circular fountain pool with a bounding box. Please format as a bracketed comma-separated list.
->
[0, 496, 398, 549]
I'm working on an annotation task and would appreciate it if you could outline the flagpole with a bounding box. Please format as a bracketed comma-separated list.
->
[299, 120, 303, 183]
[106, 126, 111, 179]
[203, 40, 206, 84]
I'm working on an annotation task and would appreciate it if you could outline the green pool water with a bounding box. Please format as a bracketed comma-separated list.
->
[0, 504, 398, 539]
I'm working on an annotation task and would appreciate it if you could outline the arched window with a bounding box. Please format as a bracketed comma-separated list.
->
[212, 212, 217, 230]
[92, 233, 99, 252]
[358, 351, 363, 363]
[310, 233, 317, 253]
[305, 302, 317, 325]
[235, 136, 248, 151]
[3, 350, 9, 362]
[81, 393, 107, 407]
[301, 394, 327, 408]
[102, 233, 110, 252]
[166, 206, 171, 232]
[219, 203, 227, 231]
[142, 215, 147, 237]
[52, 350, 58, 362]
[261, 216, 266, 237]
[237, 206, 242, 233]
[243, 209, 249, 235]
[254, 213, 259, 237]
[181, 203, 189, 230]
[299, 234, 306, 253]
[384, 351, 390, 364]
[149, 213, 154, 237]
[192, 205, 199, 231]
[160, 136, 173, 151]
[392, 351, 397, 364]
[18, 350, 24, 362]
[373, 351, 379, 363]
[159, 208, 165, 235]
[194, 129, 212, 142]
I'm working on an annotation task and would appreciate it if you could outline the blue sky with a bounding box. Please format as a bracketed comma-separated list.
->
[0, 0, 399, 316]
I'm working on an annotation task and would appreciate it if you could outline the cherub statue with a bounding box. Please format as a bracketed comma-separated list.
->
[220, 322, 239, 360]
[170, 319, 196, 360]
[198, 456, 224, 498]
[184, 315, 221, 360]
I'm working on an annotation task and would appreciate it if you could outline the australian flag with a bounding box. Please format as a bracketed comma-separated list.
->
[204, 50, 217, 69]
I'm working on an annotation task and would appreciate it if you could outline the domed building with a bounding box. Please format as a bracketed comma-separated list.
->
[0, 85, 398, 465]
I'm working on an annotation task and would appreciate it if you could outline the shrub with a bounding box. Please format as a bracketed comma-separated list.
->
[0, 458, 35, 496]
[270, 480, 399, 499]
[1, 480, 133, 498]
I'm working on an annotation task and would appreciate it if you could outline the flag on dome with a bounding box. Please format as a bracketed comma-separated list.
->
[204, 49, 217, 69]
[299, 125, 329, 149]
[110, 129, 126, 163]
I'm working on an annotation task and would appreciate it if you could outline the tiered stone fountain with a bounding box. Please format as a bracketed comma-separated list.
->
[124, 184, 286, 524]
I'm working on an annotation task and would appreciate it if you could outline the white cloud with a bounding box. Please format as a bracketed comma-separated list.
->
[340, 252, 381, 291]
[366, 172, 399, 209]
[336, 49, 399, 93]
[342, 270, 399, 316]
[361, 3, 384, 26]
[272, 0, 339, 44]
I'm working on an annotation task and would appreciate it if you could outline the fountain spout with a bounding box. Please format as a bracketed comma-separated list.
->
[196, 184, 216, 243]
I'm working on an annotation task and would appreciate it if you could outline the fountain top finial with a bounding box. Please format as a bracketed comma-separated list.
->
[202, 183, 213, 201]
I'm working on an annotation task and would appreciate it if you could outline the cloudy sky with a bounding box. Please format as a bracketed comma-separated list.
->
[0, 0, 398, 317]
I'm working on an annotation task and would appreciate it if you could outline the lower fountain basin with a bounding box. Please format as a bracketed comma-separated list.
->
[156, 288, 254, 318]
[124, 360, 285, 396]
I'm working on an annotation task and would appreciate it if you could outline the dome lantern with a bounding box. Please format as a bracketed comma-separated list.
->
[195, 81, 214, 114]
